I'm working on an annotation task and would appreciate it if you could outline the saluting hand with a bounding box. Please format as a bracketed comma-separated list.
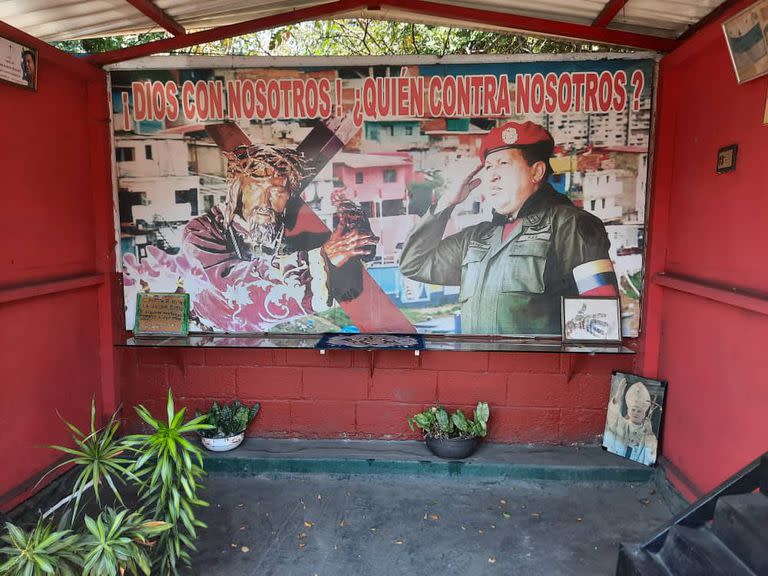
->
[438, 164, 483, 210]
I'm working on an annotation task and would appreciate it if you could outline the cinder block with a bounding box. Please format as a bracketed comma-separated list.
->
[237, 367, 302, 399]
[373, 350, 421, 369]
[421, 351, 488, 372]
[179, 349, 206, 365]
[568, 373, 612, 409]
[356, 402, 423, 437]
[487, 407, 560, 443]
[570, 353, 634, 375]
[137, 348, 179, 366]
[290, 401, 356, 436]
[506, 373, 569, 407]
[437, 372, 506, 405]
[205, 348, 282, 366]
[301, 368, 369, 400]
[125, 365, 168, 405]
[285, 349, 352, 368]
[370, 369, 437, 403]
[246, 401, 291, 437]
[488, 353, 561, 373]
[559, 409, 606, 442]
[183, 365, 236, 397]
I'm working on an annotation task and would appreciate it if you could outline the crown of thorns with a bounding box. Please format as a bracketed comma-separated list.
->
[224, 144, 312, 195]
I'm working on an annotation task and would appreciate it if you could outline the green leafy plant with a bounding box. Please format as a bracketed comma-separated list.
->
[196, 400, 259, 439]
[81, 507, 170, 576]
[127, 390, 212, 576]
[45, 400, 138, 523]
[1, 391, 210, 576]
[0, 519, 82, 576]
[408, 402, 490, 439]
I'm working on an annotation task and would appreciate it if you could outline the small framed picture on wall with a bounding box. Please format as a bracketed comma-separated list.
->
[561, 297, 622, 344]
[0, 35, 37, 91]
[723, 0, 768, 84]
[716, 144, 738, 174]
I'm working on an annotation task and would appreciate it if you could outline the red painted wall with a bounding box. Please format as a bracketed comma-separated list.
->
[0, 27, 115, 512]
[645, 0, 768, 498]
[119, 346, 636, 443]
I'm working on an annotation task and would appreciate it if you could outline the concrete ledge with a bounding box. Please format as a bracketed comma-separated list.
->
[203, 438, 654, 483]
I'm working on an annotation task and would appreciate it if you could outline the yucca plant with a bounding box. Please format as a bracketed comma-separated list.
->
[80, 507, 170, 576]
[126, 390, 212, 576]
[0, 519, 82, 576]
[46, 400, 138, 524]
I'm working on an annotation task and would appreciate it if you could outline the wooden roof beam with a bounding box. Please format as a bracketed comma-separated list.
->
[125, 0, 186, 36]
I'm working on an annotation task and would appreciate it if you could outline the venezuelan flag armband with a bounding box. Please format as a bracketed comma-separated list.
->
[573, 259, 618, 296]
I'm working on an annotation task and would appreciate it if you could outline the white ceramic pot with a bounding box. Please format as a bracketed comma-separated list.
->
[201, 432, 245, 452]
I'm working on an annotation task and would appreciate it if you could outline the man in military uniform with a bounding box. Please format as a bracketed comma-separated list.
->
[399, 121, 618, 335]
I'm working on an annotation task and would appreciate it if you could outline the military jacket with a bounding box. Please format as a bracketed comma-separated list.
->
[399, 185, 614, 335]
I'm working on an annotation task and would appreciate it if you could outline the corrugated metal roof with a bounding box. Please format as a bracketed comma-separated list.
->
[0, 0, 726, 43]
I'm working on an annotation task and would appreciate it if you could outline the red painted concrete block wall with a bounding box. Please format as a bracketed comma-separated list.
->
[119, 348, 635, 444]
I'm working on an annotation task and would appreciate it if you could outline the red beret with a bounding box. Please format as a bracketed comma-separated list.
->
[480, 121, 554, 160]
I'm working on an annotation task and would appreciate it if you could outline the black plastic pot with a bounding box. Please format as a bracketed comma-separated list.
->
[425, 436, 480, 460]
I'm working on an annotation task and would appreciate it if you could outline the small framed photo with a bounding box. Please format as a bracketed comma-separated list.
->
[0, 35, 37, 91]
[723, 0, 768, 84]
[716, 144, 738, 174]
[561, 296, 622, 344]
[603, 372, 667, 466]
[135, 292, 190, 337]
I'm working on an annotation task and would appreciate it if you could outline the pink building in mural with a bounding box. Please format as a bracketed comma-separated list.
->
[331, 152, 422, 263]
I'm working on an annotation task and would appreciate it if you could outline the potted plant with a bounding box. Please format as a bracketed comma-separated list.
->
[197, 400, 259, 452]
[408, 402, 490, 459]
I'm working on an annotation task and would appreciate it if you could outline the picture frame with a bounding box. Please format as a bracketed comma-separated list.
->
[602, 371, 667, 467]
[561, 296, 622, 344]
[0, 35, 37, 91]
[723, 0, 768, 84]
[716, 144, 738, 174]
[134, 292, 190, 337]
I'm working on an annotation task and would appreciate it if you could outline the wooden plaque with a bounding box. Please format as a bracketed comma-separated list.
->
[135, 293, 190, 336]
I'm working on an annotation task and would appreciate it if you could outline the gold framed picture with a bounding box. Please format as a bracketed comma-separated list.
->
[135, 292, 190, 337]
[723, 0, 768, 84]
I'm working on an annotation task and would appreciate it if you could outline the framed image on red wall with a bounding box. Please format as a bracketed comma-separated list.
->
[0, 35, 37, 91]
[561, 297, 622, 344]
[723, 0, 768, 84]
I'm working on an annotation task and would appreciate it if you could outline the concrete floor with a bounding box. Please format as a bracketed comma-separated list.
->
[190, 473, 672, 576]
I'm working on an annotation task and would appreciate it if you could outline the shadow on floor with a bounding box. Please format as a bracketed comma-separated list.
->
[189, 473, 672, 576]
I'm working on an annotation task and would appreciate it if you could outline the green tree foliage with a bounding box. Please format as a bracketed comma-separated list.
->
[53, 19, 627, 56]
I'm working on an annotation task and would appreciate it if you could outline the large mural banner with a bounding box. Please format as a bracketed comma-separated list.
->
[111, 55, 654, 337]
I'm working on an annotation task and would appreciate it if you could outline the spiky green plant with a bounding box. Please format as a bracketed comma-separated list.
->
[196, 400, 259, 439]
[0, 519, 82, 576]
[80, 507, 170, 576]
[45, 400, 138, 523]
[126, 390, 212, 576]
